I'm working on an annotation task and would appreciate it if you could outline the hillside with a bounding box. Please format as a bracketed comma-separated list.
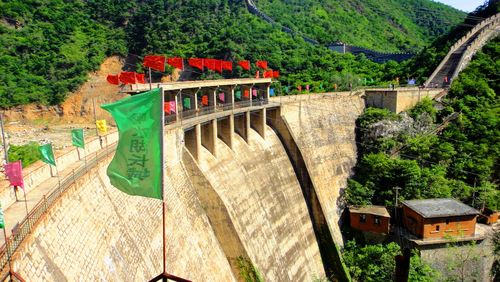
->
[253, 0, 465, 52]
[1, 0, 463, 108]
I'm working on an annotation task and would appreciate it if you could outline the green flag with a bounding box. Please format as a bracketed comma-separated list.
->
[0, 203, 4, 229]
[235, 90, 241, 100]
[101, 88, 162, 199]
[39, 143, 56, 166]
[183, 97, 191, 109]
[71, 128, 85, 148]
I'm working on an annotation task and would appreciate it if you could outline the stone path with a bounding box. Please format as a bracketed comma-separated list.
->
[0, 146, 114, 245]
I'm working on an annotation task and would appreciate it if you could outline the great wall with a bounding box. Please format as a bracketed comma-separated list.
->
[0, 12, 498, 282]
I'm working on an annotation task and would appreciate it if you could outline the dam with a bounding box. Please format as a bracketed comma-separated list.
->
[0, 78, 365, 281]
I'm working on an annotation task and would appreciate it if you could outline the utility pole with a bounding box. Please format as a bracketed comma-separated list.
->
[393, 186, 402, 224]
[0, 113, 8, 163]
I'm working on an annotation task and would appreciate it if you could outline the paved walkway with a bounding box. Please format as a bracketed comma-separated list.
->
[1, 147, 113, 245]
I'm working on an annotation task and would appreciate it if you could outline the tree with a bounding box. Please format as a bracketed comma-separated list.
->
[343, 240, 400, 281]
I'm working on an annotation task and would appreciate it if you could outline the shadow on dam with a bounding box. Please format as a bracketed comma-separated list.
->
[266, 108, 350, 281]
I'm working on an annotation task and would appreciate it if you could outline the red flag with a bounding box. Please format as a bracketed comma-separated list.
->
[204, 59, 216, 71]
[238, 60, 250, 70]
[119, 72, 136, 84]
[222, 61, 233, 71]
[188, 58, 204, 71]
[135, 73, 145, 84]
[4, 161, 24, 190]
[201, 95, 209, 106]
[263, 70, 273, 78]
[143, 55, 166, 72]
[273, 70, 280, 78]
[244, 90, 249, 98]
[167, 57, 184, 70]
[106, 74, 119, 85]
[256, 60, 268, 69]
[164, 102, 170, 114]
[215, 60, 223, 73]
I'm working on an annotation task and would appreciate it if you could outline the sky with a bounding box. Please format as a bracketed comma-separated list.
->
[434, 0, 485, 12]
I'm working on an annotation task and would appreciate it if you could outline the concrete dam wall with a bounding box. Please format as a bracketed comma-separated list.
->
[187, 125, 325, 281]
[9, 94, 364, 281]
[277, 94, 365, 245]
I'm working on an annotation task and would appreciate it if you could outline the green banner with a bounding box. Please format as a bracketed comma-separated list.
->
[183, 97, 191, 109]
[101, 88, 162, 199]
[38, 143, 56, 166]
[71, 128, 85, 148]
[0, 203, 4, 229]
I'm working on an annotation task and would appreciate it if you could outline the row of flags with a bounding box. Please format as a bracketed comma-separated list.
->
[0, 120, 109, 229]
[107, 72, 145, 85]
[106, 55, 280, 85]
[143, 55, 270, 73]
[162, 88, 272, 113]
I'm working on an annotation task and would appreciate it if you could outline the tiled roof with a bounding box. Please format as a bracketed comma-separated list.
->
[349, 205, 390, 217]
[402, 198, 479, 218]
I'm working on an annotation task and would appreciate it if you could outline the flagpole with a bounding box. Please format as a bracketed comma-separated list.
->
[93, 98, 103, 149]
[22, 188, 28, 216]
[52, 144, 62, 192]
[83, 130, 87, 167]
[149, 67, 152, 90]
[160, 87, 166, 276]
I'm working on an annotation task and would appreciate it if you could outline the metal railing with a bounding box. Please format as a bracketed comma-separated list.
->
[0, 142, 117, 274]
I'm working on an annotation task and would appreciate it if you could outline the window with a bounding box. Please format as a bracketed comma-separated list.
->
[360, 214, 367, 223]
[436, 225, 440, 231]
[374, 216, 381, 225]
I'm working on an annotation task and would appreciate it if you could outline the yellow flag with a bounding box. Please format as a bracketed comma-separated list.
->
[96, 119, 107, 135]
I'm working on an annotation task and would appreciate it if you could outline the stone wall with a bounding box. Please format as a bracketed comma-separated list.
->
[279, 94, 365, 246]
[419, 237, 494, 282]
[11, 129, 236, 281]
[364, 88, 442, 113]
[192, 126, 325, 281]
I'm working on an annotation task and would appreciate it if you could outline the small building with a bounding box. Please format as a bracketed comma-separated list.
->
[402, 198, 480, 240]
[349, 205, 390, 234]
[478, 208, 499, 225]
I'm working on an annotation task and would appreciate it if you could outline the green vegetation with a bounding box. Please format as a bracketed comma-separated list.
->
[236, 256, 263, 282]
[0, 1, 127, 107]
[8, 142, 41, 167]
[0, 0, 463, 108]
[256, 0, 465, 52]
[342, 241, 438, 281]
[493, 229, 500, 279]
[346, 36, 499, 211]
